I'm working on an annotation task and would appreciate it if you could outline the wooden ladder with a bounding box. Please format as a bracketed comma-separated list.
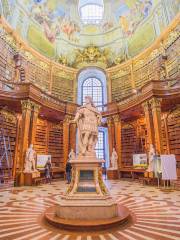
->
[0, 116, 13, 185]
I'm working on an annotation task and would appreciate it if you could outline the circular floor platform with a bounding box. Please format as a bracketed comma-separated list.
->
[44, 204, 131, 231]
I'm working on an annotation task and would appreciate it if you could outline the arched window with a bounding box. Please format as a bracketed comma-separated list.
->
[82, 77, 103, 111]
[95, 130, 105, 159]
[79, 0, 104, 25]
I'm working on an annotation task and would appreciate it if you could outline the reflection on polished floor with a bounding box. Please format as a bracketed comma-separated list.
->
[0, 179, 180, 240]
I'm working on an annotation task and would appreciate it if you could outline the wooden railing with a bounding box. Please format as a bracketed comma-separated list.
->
[0, 79, 78, 115]
[0, 78, 179, 117]
[103, 78, 180, 117]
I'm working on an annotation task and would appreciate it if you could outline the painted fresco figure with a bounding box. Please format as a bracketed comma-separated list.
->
[71, 96, 102, 156]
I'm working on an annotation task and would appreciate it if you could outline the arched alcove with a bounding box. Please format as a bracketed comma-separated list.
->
[77, 67, 109, 166]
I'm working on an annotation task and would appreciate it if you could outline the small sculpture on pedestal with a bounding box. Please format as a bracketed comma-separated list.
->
[147, 144, 155, 172]
[110, 148, 118, 169]
[24, 144, 38, 173]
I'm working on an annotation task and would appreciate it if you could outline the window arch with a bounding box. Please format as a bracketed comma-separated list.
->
[79, 0, 104, 24]
[82, 77, 103, 111]
[95, 130, 105, 159]
[77, 68, 107, 108]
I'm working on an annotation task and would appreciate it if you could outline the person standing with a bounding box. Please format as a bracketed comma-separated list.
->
[44, 158, 51, 184]
[66, 160, 72, 184]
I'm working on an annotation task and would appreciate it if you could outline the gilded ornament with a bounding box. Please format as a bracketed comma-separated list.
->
[58, 55, 68, 66]
[0, 109, 16, 124]
[74, 45, 111, 68]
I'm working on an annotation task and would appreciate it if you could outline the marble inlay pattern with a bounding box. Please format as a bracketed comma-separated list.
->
[0, 180, 180, 240]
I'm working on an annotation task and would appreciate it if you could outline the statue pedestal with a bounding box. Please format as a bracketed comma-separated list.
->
[107, 168, 119, 179]
[45, 154, 130, 230]
[24, 171, 40, 186]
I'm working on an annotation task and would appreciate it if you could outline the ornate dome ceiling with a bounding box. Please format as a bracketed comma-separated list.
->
[0, 0, 179, 68]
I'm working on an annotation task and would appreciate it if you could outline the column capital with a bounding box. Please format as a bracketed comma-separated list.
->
[142, 101, 150, 112]
[161, 112, 170, 120]
[32, 102, 41, 113]
[21, 99, 35, 111]
[63, 114, 72, 124]
[21, 100, 31, 111]
[149, 98, 162, 110]
[112, 114, 121, 123]
[107, 117, 113, 126]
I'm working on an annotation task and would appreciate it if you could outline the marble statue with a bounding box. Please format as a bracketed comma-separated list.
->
[68, 149, 76, 160]
[24, 144, 37, 173]
[110, 148, 118, 169]
[147, 144, 155, 172]
[71, 96, 101, 156]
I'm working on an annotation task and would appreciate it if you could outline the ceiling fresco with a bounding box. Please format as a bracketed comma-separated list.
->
[0, 0, 179, 67]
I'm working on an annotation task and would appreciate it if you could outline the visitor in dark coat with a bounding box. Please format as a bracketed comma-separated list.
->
[66, 161, 72, 184]
[45, 159, 51, 184]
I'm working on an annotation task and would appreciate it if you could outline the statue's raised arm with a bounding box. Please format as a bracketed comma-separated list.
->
[72, 96, 101, 156]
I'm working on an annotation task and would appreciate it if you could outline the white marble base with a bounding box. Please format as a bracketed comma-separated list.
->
[56, 197, 118, 220]
[55, 154, 119, 220]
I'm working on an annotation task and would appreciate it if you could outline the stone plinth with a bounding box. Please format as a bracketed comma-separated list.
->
[66, 155, 108, 197]
[24, 171, 40, 186]
[56, 197, 118, 220]
[107, 169, 119, 179]
[45, 153, 130, 229]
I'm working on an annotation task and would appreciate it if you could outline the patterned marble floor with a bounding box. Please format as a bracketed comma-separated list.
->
[0, 179, 180, 240]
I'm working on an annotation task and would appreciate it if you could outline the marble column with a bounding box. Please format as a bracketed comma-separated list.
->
[19, 100, 33, 185]
[63, 115, 71, 167]
[13, 113, 21, 178]
[142, 101, 155, 146]
[29, 103, 41, 145]
[107, 117, 114, 166]
[113, 114, 122, 169]
[162, 113, 170, 154]
[69, 122, 76, 152]
[149, 98, 163, 154]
